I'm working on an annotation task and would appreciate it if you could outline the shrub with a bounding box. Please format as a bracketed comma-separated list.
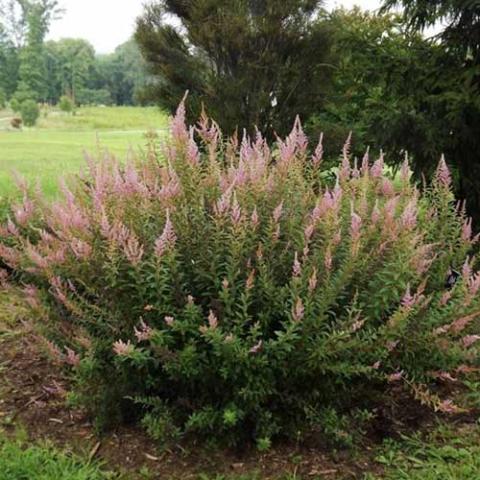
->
[10, 117, 22, 129]
[9, 98, 20, 113]
[19, 100, 40, 127]
[58, 95, 74, 114]
[0, 88, 6, 109]
[1, 101, 479, 446]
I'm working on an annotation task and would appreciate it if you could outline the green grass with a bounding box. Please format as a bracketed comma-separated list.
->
[0, 106, 169, 197]
[0, 433, 111, 480]
[368, 422, 480, 480]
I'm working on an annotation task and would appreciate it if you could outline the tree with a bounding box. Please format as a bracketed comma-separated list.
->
[58, 94, 73, 113]
[0, 87, 6, 108]
[308, 8, 445, 165]
[12, 0, 62, 102]
[93, 39, 149, 106]
[44, 38, 96, 104]
[381, 0, 480, 223]
[19, 98, 39, 125]
[135, 0, 332, 137]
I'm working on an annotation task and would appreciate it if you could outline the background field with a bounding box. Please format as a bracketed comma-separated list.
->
[0, 106, 169, 197]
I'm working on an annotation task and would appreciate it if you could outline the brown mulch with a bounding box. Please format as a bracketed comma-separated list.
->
[0, 320, 465, 479]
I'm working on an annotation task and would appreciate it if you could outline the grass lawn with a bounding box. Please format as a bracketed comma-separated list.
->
[0, 106, 169, 197]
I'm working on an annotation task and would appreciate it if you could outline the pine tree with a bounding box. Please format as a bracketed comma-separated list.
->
[382, 0, 480, 224]
[135, 0, 331, 137]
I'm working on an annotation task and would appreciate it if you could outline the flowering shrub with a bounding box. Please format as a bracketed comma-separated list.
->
[1, 101, 480, 445]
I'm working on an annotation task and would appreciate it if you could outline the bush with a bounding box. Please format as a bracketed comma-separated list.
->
[58, 95, 74, 114]
[10, 117, 22, 129]
[19, 100, 40, 127]
[1, 101, 479, 446]
[9, 98, 20, 113]
[0, 88, 6, 109]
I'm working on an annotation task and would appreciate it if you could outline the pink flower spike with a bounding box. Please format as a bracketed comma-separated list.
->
[372, 361, 381, 370]
[351, 318, 365, 333]
[462, 218, 473, 242]
[171, 91, 189, 143]
[436, 399, 460, 414]
[386, 340, 399, 351]
[135, 320, 155, 340]
[230, 193, 242, 226]
[450, 312, 480, 333]
[154, 210, 177, 257]
[308, 268, 318, 293]
[292, 252, 302, 278]
[387, 371, 403, 383]
[370, 152, 384, 178]
[113, 340, 135, 357]
[462, 335, 480, 348]
[350, 206, 362, 243]
[246, 269, 255, 290]
[304, 223, 314, 241]
[312, 133, 324, 167]
[439, 291, 452, 306]
[324, 247, 333, 271]
[462, 257, 472, 280]
[64, 347, 80, 367]
[273, 201, 284, 223]
[401, 284, 415, 309]
[249, 339, 263, 354]
[292, 297, 305, 322]
[381, 178, 394, 197]
[468, 272, 480, 296]
[208, 310, 218, 329]
[435, 155, 451, 188]
[6, 218, 19, 236]
[360, 148, 370, 176]
[164, 316, 175, 327]
[401, 154, 410, 183]
[251, 207, 259, 227]
[187, 127, 200, 166]
[371, 200, 381, 225]
[401, 199, 417, 230]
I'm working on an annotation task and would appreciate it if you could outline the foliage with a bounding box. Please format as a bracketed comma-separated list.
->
[44, 38, 96, 104]
[308, 9, 440, 163]
[94, 39, 150, 106]
[369, 423, 480, 479]
[75, 88, 112, 106]
[9, 97, 19, 112]
[135, 0, 332, 137]
[1, 102, 479, 446]
[0, 87, 5, 108]
[378, 0, 480, 224]
[19, 98, 39, 126]
[0, 434, 110, 480]
[58, 94, 74, 114]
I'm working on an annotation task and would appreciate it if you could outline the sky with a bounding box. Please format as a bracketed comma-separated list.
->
[46, 0, 384, 54]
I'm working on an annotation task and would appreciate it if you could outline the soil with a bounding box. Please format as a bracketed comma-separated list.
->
[0, 321, 473, 479]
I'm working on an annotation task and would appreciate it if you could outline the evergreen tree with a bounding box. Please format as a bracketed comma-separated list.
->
[381, 0, 480, 223]
[135, 0, 332, 136]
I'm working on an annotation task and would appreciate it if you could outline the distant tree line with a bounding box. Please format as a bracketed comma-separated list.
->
[0, 0, 150, 109]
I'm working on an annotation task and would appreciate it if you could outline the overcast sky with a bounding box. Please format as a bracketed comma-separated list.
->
[47, 0, 383, 54]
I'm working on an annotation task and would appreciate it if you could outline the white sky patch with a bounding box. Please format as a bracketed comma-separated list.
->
[47, 0, 443, 54]
[47, 0, 146, 53]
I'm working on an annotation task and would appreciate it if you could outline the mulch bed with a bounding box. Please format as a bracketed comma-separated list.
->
[0, 322, 470, 479]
